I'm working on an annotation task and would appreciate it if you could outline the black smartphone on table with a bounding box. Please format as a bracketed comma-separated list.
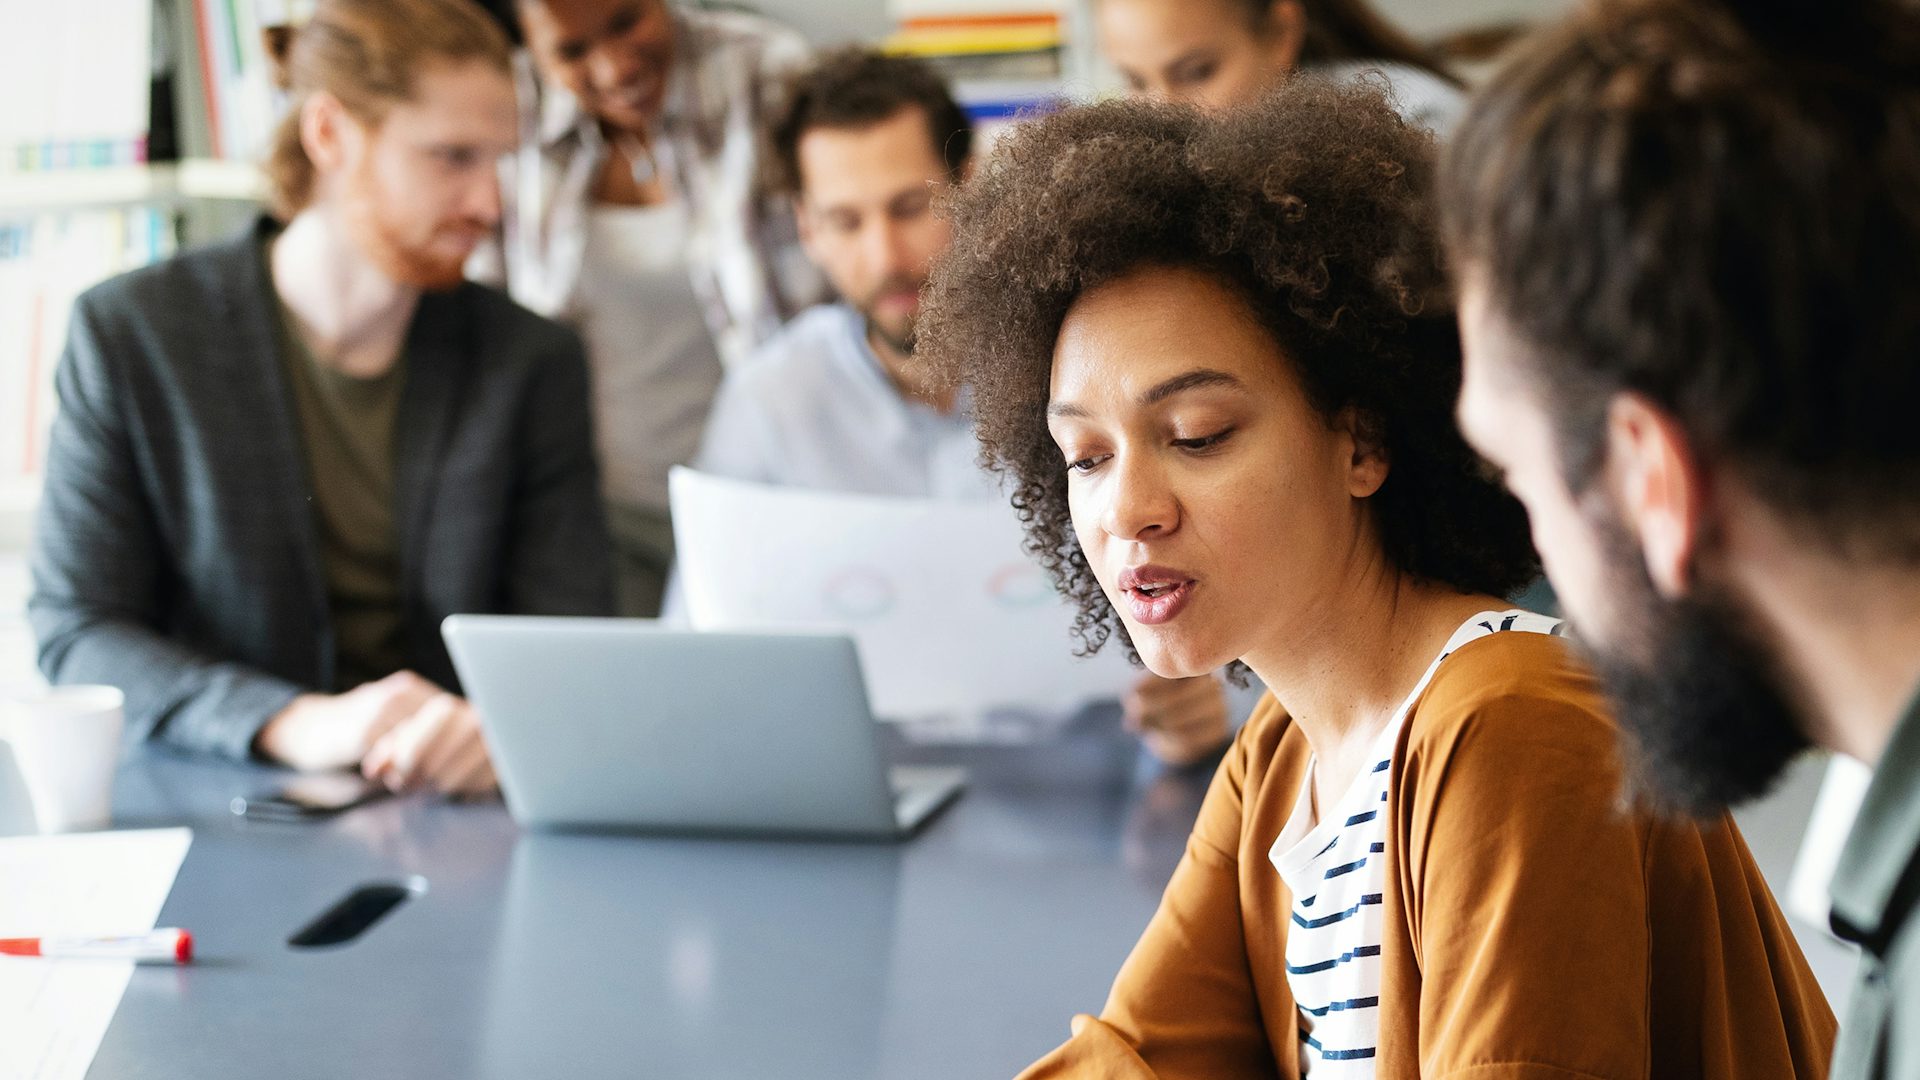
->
[230, 773, 391, 821]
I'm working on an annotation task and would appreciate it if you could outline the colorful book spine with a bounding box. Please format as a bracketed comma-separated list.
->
[192, 0, 282, 163]
[884, 5, 1076, 140]
[886, 23, 1064, 57]
[0, 0, 154, 176]
[0, 208, 176, 489]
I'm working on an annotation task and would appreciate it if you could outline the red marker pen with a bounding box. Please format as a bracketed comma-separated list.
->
[0, 928, 193, 963]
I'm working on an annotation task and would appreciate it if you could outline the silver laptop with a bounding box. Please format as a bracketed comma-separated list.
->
[441, 616, 965, 840]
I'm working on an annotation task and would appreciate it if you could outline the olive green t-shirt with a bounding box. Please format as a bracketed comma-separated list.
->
[272, 298, 409, 690]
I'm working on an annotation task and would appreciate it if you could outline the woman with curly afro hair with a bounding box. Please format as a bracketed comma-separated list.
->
[917, 81, 1833, 1078]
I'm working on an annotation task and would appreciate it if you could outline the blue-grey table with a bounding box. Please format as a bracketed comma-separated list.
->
[90, 713, 1213, 1079]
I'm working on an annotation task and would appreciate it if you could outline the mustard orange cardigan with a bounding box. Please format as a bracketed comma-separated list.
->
[1023, 632, 1836, 1078]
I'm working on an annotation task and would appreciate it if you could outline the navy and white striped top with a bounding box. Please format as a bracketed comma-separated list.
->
[1269, 610, 1564, 1076]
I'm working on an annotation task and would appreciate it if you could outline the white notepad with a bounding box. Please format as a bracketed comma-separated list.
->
[0, 828, 193, 1080]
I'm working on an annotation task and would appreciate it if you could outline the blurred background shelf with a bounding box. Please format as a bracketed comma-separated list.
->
[0, 495, 34, 689]
[0, 483, 37, 554]
[0, 159, 263, 214]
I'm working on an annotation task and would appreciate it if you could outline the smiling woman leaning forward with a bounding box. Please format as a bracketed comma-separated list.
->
[916, 81, 1837, 1079]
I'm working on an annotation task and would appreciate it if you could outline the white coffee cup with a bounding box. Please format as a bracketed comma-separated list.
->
[0, 686, 125, 833]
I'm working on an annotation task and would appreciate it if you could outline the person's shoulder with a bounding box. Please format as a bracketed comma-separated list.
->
[1408, 625, 1616, 760]
[726, 303, 856, 393]
[677, 6, 808, 70]
[65, 229, 271, 388]
[1396, 626, 1637, 850]
[452, 280, 584, 362]
[76, 229, 256, 327]
[757, 302, 855, 355]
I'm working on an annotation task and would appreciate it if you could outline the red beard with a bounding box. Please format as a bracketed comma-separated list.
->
[342, 159, 480, 292]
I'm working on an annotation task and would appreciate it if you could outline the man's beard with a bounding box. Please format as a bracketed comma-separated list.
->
[865, 316, 916, 357]
[344, 161, 474, 291]
[1575, 513, 1811, 819]
[857, 274, 923, 356]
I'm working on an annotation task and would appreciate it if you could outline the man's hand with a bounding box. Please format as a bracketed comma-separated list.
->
[1124, 673, 1233, 766]
[254, 671, 497, 796]
[361, 691, 497, 797]
[255, 671, 440, 772]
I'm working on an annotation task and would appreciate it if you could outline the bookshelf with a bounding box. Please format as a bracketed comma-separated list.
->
[0, 0, 275, 555]
[3, 0, 1089, 556]
[0, 159, 262, 214]
[0, 487, 32, 692]
[0, 549, 33, 690]
[0, 483, 34, 545]
[882, 0, 1103, 147]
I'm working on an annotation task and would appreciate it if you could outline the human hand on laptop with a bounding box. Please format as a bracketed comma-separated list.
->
[254, 671, 497, 796]
[361, 689, 497, 797]
[1124, 673, 1233, 766]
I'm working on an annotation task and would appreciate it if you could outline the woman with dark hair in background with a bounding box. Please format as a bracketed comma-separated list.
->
[917, 82, 1833, 1078]
[1096, 0, 1463, 132]
[478, 0, 827, 616]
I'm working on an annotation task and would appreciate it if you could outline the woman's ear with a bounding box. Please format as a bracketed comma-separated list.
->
[1336, 406, 1391, 499]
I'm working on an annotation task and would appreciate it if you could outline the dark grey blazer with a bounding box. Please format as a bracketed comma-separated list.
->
[29, 217, 615, 759]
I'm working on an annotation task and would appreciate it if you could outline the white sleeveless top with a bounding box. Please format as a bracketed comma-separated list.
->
[573, 201, 725, 512]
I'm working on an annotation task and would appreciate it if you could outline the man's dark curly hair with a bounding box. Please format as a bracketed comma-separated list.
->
[917, 79, 1540, 664]
[769, 47, 973, 196]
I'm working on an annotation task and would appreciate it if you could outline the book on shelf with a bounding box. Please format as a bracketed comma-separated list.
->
[0, 0, 154, 174]
[882, 4, 1077, 142]
[0, 209, 176, 497]
[189, 0, 292, 163]
[889, 20, 1064, 58]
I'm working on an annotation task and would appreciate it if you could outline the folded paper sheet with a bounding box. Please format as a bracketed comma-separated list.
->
[0, 828, 193, 1080]
[670, 468, 1134, 721]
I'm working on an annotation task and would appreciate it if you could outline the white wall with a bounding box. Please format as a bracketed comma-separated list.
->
[739, 0, 890, 45]
[0, 554, 38, 691]
[1374, 0, 1572, 37]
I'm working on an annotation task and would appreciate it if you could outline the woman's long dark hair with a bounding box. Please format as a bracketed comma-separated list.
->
[1241, 0, 1462, 87]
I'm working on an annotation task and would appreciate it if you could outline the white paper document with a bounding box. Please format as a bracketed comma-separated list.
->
[670, 468, 1135, 721]
[0, 828, 193, 1080]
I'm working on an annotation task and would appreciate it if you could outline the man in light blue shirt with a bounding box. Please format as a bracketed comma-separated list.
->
[694, 49, 1242, 765]
[694, 48, 985, 500]
[696, 302, 989, 499]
